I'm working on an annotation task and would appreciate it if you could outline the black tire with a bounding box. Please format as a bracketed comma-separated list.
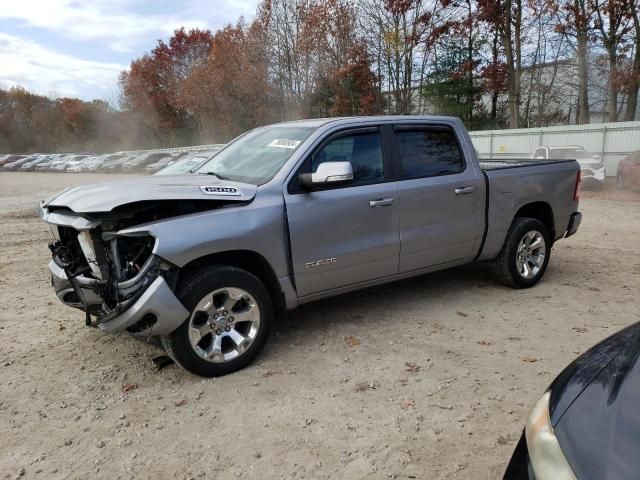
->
[161, 265, 273, 377]
[492, 217, 551, 289]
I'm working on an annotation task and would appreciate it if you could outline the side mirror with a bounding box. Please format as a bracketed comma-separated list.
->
[299, 161, 354, 190]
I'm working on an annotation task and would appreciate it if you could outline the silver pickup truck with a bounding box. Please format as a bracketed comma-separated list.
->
[39, 116, 582, 377]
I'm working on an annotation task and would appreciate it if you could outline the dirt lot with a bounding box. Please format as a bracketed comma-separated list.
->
[0, 172, 638, 480]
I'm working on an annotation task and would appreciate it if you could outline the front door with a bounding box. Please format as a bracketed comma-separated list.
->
[284, 128, 400, 297]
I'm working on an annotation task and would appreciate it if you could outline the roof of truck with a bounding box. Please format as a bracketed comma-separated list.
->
[271, 115, 460, 128]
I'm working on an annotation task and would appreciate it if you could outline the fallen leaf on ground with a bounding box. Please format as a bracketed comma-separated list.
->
[589, 287, 601, 292]
[522, 357, 538, 363]
[477, 340, 493, 346]
[456, 311, 469, 317]
[174, 399, 187, 407]
[573, 326, 588, 333]
[405, 362, 421, 373]
[497, 435, 514, 445]
[354, 381, 379, 392]
[262, 369, 282, 377]
[344, 336, 361, 347]
[122, 383, 138, 393]
[401, 398, 416, 409]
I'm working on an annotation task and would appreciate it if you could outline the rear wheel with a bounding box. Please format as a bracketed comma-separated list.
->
[492, 218, 551, 289]
[162, 265, 273, 377]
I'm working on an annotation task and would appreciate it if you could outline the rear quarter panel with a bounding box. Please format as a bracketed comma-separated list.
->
[478, 160, 579, 261]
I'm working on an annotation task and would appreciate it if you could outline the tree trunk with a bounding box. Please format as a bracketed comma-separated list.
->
[625, 10, 640, 121]
[576, 29, 591, 124]
[503, 0, 520, 128]
[625, 47, 639, 120]
[608, 45, 618, 122]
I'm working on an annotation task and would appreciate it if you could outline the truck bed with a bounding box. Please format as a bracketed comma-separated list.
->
[479, 159, 576, 171]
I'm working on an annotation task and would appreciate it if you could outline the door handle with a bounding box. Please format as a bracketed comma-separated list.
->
[454, 186, 475, 195]
[369, 197, 394, 207]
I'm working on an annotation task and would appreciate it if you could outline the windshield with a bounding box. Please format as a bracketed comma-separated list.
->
[195, 125, 316, 184]
[549, 148, 592, 159]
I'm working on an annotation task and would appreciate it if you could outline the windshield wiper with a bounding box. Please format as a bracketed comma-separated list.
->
[199, 171, 230, 180]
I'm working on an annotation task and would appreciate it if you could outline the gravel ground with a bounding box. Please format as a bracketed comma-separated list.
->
[0, 172, 638, 480]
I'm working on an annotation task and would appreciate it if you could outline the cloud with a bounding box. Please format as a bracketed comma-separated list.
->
[0, 0, 257, 100]
[0, 32, 126, 100]
[1, 0, 256, 53]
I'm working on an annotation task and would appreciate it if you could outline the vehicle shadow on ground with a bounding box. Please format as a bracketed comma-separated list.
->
[271, 263, 498, 340]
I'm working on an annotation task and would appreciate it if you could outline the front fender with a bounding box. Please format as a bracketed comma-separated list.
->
[118, 191, 290, 279]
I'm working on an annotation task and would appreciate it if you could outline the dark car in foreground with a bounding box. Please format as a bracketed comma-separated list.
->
[617, 150, 640, 190]
[504, 321, 640, 480]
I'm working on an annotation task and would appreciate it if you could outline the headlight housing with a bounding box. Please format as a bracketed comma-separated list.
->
[525, 391, 576, 480]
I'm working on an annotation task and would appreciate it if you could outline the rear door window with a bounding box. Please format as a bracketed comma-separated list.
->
[394, 128, 464, 179]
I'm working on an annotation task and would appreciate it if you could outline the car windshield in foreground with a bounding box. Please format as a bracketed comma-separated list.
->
[195, 126, 317, 184]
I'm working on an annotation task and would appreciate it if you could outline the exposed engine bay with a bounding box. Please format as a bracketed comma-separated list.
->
[44, 199, 237, 324]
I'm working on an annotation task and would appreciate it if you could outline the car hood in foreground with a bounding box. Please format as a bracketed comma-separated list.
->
[42, 174, 257, 213]
[549, 322, 640, 480]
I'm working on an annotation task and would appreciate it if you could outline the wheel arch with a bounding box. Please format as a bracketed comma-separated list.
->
[513, 201, 555, 241]
[178, 250, 287, 317]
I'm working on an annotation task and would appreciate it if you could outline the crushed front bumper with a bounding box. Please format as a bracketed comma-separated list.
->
[49, 259, 188, 336]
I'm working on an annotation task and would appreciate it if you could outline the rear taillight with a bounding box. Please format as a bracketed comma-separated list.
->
[573, 170, 581, 201]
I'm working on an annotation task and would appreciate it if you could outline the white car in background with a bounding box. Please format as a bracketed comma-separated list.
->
[66, 155, 97, 172]
[531, 146, 606, 186]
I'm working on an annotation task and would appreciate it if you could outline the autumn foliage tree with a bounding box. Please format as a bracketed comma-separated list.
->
[119, 27, 214, 145]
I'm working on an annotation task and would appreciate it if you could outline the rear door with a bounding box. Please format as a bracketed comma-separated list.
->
[284, 127, 400, 297]
[392, 125, 482, 273]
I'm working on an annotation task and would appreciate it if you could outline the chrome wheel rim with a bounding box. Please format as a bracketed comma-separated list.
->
[516, 230, 546, 279]
[188, 287, 261, 363]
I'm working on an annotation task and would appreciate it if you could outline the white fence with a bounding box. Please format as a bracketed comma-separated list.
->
[469, 121, 640, 176]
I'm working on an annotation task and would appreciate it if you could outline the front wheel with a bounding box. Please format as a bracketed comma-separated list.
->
[492, 218, 551, 289]
[162, 265, 273, 377]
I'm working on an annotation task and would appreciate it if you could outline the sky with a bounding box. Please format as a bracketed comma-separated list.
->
[0, 0, 257, 103]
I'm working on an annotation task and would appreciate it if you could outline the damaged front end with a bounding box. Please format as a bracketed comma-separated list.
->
[41, 204, 190, 337]
[39, 175, 257, 337]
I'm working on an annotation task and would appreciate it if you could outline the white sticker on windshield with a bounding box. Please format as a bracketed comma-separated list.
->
[268, 138, 301, 149]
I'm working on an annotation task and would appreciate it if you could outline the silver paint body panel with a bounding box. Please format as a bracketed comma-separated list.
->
[39, 115, 580, 335]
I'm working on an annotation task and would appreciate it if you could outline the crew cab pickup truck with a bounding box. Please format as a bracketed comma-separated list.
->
[39, 116, 582, 377]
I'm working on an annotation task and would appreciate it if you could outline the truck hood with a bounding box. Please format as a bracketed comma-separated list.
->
[43, 174, 257, 213]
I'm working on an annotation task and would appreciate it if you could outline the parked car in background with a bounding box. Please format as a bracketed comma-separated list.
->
[122, 152, 172, 172]
[65, 155, 96, 172]
[0, 154, 26, 167]
[20, 155, 54, 171]
[3, 155, 38, 171]
[616, 150, 640, 190]
[40, 116, 582, 376]
[503, 321, 640, 480]
[52, 155, 89, 172]
[155, 149, 221, 175]
[80, 154, 125, 172]
[101, 154, 136, 172]
[531, 146, 606, 186]
[144, 156, 175, 174]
